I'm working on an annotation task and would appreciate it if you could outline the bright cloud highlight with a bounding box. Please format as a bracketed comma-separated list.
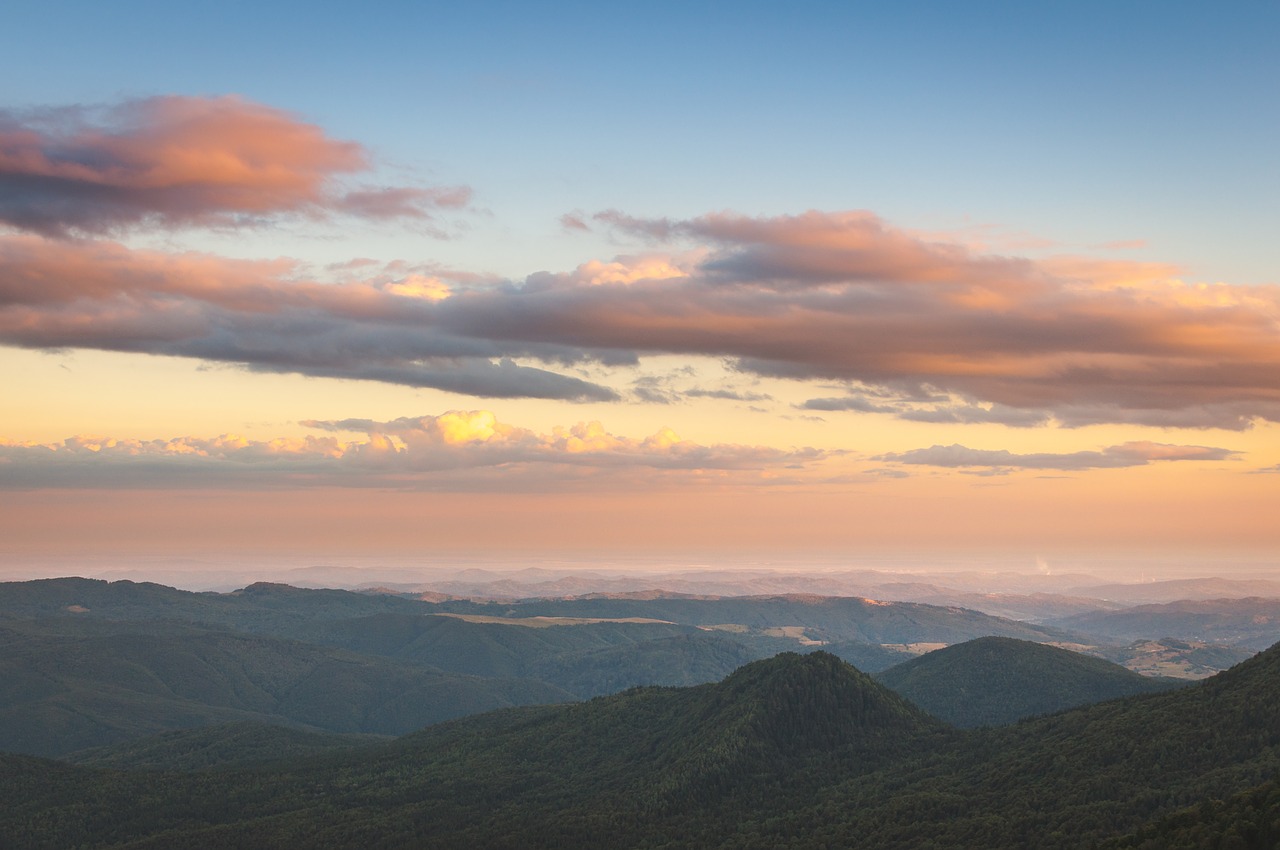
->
[0, 412, 824, 489]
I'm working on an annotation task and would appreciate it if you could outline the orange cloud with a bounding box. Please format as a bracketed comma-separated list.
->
[3, 202, 1280, 428]
[0, 412, 824, 490]
[0, 95, 468, 236]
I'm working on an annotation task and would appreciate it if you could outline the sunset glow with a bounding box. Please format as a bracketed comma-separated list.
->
[3, 3, 1277, 579]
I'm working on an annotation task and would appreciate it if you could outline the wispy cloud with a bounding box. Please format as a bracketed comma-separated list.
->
[876, 441, 1239, 472]
[0, 411, 824, 490]
[0, 95, 468, 236]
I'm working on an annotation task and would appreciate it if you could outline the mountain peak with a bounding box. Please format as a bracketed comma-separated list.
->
[713, 651, 943, 752]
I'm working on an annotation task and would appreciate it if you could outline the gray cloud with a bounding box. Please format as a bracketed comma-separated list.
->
[876, 441, 1239, 471]
[3, 197, 1280, 427]
[685, 388, 773, 402]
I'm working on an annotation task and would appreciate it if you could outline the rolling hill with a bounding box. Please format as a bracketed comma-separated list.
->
[874, 636, 1184, 727]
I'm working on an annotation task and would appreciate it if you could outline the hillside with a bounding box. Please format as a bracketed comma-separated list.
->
[875, 637, 1183, 727]
[65, 722, 382, 771]
[3, 645, 1280, 848]
[0, 624, 571, 757]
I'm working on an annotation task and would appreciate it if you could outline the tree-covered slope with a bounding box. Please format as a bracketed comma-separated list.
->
[1101, 781, 1280, 849]
[0, 625, 571, 757]
[291, 611, 693, 678]
[5, 643, 1277, 848]
[875, 636, 1183, 727]
[64, 722, 382, 771]
[0, 652, 949, 848]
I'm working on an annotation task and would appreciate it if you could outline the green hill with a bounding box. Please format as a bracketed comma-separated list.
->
[4, 643, 1279, 848]
[64, 722, 382, 771]
[0, 626, 571, 757]
[875, 636, 1184, 727]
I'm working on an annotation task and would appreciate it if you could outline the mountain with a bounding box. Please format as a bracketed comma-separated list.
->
[874, 637, 1183, 727]
[64, 722, 381, 771]
[0, 623, 571, 757]
[1049, 597, 1280, 650]
[0, 577, 426, 634]
[0, 652, 948, 848]
[5, 644, 1280, 847]
[2, 577, 1082, 655]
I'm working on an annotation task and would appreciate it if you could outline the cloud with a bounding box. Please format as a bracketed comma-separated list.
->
[454, 209, 1280, 429]
[685, 387, 773, 402]
[3, 101, 1279, 435]
[0, 236, 615, 401]
[800, 393, 1051, 426]
[0, 411, 825, 490]
[0, 95, 468, 236]
[876, 441, 1239, 472]
[800, 395, 898, 414]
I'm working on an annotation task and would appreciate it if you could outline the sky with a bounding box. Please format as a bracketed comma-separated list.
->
[2, 2, 1278, 578]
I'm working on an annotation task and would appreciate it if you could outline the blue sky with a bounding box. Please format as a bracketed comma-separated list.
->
[7, 2, 1276, 281]
[2, 2, 1278, 567]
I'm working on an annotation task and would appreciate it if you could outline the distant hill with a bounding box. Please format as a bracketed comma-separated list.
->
[875, 637, 1182, 727]
[527, 633, 763, 697]
[1049, 597, 1280, 650]
[1072, 578, 1280, 604]
[1096, 638, 1256, 679]
[289, 611, 693, 679]
[0, 577, 426, 635]
[2, 576, 1081, 654]
[434, 593, 1080, 646]
[900, 591, 1124, 622]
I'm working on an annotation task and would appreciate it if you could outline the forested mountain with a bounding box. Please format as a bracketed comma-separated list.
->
[874, 636, 1184, 727]
[2, 645, 1278, 848]
[2, 575, 1259, 787]
[0, 623, 570, 757]
[65, 722, 381, 771]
